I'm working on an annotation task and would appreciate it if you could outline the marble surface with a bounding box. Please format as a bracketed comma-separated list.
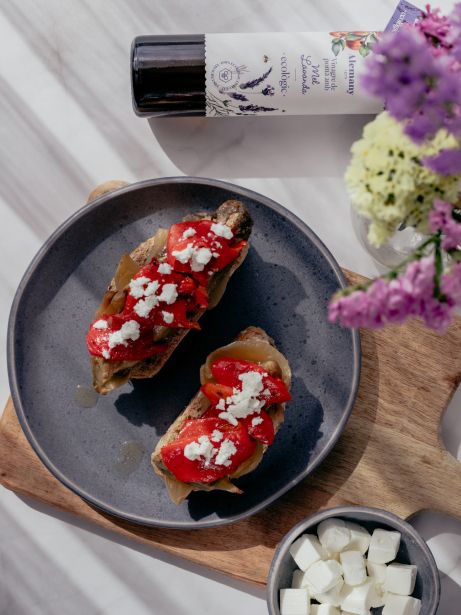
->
[0, 0, 460, 613]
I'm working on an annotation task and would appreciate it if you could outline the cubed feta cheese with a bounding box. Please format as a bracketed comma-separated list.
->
[382, 594, 421, 615]
[289, 535, 326, 571]
[317, 519, 351, 554]
[339, 551, 366, 586]
[343, 522, 371, 554]
[291, 570, 305, 589]
[366, 561, 387, 585]
[313, 578, 344, 606]
[310, 605, 339, 615]
[340, 580, 374, 614]
[305, 560, 342, 594]
[368, 529, 401, 564]
[369, 580, 385, 608]
[384, 563, 417, 596]
[280, 588, 310, 615]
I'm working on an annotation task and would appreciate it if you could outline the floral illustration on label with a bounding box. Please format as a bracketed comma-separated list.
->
[329, 31, 380, 57]
[207, 58, 280, 116]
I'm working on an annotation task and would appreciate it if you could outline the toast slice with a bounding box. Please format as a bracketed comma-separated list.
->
[152, 326, 292, 504]
[90, 200, 252, 394]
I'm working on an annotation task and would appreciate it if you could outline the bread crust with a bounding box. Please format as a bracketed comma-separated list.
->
[91, 200, 252, 393]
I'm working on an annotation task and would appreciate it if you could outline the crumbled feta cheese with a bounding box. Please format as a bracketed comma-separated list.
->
[215, 439, 237, 466]
[162, 311, 174, 324]
[211, 430, 223, 442]
[158, 262, 172, 274]
[216, 371, 267, 425]
[171, 243, 213, 272]
[211, 222, 233, 239]
[191, 247, 213, 272]
[93, 319, 108, 330]
[183, 435, 216, 467]
[133, 293, 159, 318]
[218, 411, 238, 426]
[212, 252, 219, 258]
[172, 243, 195, 264]
[252, 416, 263, 426]
[144, 280, 160, 296]
[102, 349, 111, 359]
[182, 227, 196, 239]
[129, 276, 151, 299]
[158, 283, 178, 304]
[108, 320, 140, 349]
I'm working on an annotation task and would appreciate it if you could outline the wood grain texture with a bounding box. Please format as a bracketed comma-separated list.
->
[2, 270, 461, 587]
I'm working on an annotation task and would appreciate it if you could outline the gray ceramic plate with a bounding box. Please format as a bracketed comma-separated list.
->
[8, 177, 360, 528]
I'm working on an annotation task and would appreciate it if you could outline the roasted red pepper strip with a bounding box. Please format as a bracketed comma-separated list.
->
[161, 418, 256, 483]
[122, 262, 201, 329]
[166, 219, 246, 283]
[200, 382, 234, 406]
[86, 314, 168, 360]
[242, 410, 275, 445]
[211, 357, 291, 405]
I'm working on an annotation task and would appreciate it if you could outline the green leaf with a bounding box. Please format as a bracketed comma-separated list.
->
[346, 33, 364, 41]
[369, 32, 379, 43]
[331, 37, 341, 44]
[434, 237, 444, 299]
[359, 44, 371, 57]
[332, 41, 343, 56]
[339, 38, 345, 50]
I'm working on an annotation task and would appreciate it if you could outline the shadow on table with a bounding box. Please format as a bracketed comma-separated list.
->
[15, 493, 266, 601]
[149, 114, 371, 178]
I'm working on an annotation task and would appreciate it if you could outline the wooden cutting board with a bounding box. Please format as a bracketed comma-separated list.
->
[2, 270, 461, 587]
[1, 183, 461, 587]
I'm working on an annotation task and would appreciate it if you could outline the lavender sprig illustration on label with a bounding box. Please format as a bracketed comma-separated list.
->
[228, 92, 249, 101]
[237, 104, 278, 113]
[239, 66, 273, 90]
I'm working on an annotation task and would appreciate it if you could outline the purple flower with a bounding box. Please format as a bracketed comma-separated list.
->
[361, 27, 461, 142]
[415, 5, 451, 57]
[328, 255, 455, 332]
[429, 198, 461, 249]
[447, 4, 461, 63]
[424, 147, 461, 175]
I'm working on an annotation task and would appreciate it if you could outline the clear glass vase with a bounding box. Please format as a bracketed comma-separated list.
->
[351, 208, 429, 269]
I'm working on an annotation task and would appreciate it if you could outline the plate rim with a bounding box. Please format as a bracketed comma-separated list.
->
[7, 176, 361, 529]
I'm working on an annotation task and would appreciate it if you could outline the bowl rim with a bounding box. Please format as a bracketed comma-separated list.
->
[267, 505, 441, 615]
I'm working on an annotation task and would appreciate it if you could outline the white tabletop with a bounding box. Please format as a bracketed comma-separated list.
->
[1, 0, 460, 613]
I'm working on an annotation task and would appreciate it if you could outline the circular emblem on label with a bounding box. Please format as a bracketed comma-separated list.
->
[211, 61, 240, 91]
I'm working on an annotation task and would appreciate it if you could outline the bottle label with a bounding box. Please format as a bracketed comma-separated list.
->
[205, 32, 384, 117]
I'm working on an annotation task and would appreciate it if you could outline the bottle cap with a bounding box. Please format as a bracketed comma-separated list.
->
[131, 35, 206, 117]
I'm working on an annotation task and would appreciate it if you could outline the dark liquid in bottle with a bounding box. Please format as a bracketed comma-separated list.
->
[131, 35, 206, 117]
